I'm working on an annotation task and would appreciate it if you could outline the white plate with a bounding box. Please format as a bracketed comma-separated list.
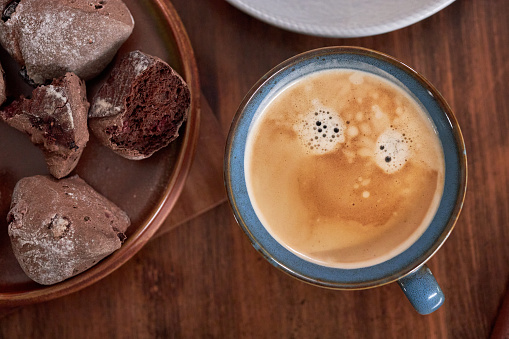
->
[226, 0, 455, 38]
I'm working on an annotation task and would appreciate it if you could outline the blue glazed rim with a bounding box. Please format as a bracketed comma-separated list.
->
[224, 46, 467, 289]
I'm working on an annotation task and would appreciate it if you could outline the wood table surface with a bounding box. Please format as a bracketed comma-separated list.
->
[1, 0, 509, 338]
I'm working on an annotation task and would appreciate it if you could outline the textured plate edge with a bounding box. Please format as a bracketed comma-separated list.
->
[225, 0, 456, 38]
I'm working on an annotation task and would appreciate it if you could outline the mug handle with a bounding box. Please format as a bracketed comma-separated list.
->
[397, 264, 444, 315]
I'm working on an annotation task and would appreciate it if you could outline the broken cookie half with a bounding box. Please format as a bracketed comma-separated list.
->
[0, 72, 89, 179]
[89, 50, 190, 160]
[7, 175, 131, 285]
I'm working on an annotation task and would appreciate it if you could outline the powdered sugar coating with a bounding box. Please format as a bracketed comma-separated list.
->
[131, 51, 151, 75]
[7, 175, 130, 285]
[46, 85, 74, 128]
[0, 0, 134, 84]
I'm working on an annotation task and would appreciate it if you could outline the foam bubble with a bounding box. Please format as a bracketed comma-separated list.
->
[374, 129, 409, 173]
[349, 72, 364, 85]
[373, 105, 385, 119]
[347, 126, 359, 137]
[295, 107, 345, 154]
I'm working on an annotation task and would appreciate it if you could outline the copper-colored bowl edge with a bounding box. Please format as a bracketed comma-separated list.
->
[0, 0, 201, 306]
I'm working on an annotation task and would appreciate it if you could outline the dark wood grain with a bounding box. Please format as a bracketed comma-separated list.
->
[491, 283, 509, 339]
[1, 0, 508, 338]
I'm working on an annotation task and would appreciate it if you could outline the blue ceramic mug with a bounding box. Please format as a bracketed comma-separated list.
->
[224, 47, 467, 315]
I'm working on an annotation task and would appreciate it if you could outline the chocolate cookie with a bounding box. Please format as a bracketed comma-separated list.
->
[89, 50, 190, 160]
[0, 0, 134, 84]
[7, 175, 130, 285]
[0, 60, 5, 105]
[0, 72, 89, 179]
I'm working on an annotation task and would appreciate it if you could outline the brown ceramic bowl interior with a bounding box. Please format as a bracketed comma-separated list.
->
[0, 0, 200, 306]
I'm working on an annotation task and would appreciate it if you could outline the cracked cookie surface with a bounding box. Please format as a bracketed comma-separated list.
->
[0, 72, 89, 178]
[7, 175, 130, 285]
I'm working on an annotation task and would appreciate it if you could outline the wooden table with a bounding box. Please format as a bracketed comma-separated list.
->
[1, 0, 508, 337]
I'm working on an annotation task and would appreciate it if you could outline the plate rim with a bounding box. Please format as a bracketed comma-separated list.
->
[0, 0, 201, 306]
[226, 0, 456, 38]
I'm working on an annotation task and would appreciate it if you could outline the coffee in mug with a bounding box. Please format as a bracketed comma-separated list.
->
[245, 69, 445, 268]
[225, 47, 467, 315]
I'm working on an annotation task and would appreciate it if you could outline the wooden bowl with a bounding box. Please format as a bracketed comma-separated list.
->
[0, 0, 200, 306]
